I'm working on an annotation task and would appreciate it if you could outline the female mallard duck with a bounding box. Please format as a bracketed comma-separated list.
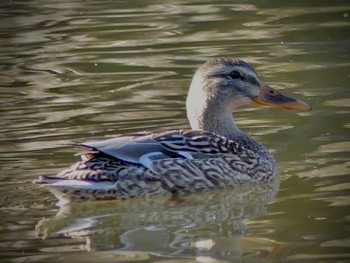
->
[35, 58, 310, 201]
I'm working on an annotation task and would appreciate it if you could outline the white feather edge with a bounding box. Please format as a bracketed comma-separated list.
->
[178, 151, 194, 160]
[139, 151, 194, 173]
[51, 180, 117, 190]
[139, 152, 163, 173]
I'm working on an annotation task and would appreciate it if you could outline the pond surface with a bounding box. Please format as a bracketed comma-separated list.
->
[1, 0, 349, 262]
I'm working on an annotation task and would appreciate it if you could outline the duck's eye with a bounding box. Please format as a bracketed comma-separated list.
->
[230, 70, 242, 79]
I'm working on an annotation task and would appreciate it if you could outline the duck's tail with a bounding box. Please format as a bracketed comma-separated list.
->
[34, 175, 119, 202]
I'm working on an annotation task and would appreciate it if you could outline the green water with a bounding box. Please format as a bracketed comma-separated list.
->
[0, 0, 349, 262]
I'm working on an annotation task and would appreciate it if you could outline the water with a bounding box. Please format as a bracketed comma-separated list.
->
[1, 0, 349, 262]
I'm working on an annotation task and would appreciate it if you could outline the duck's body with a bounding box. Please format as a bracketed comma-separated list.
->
[35, 58, 310, 201]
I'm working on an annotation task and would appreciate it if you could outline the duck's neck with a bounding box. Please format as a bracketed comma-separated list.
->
[187, 102, 264, 153]
[186, 77, 259, 148]
[186, 97, 246, 140]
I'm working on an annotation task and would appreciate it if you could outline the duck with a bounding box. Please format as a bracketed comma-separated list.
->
[34, 58, 310, 201]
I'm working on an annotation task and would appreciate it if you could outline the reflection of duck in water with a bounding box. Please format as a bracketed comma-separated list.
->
[35, 183, 285, 261]
[34, 58, 310, 201]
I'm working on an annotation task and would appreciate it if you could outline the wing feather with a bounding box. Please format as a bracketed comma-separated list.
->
[81, 130, 230, 169]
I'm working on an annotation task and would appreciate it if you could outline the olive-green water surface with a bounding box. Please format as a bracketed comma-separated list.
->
[0, 0, 349, 262]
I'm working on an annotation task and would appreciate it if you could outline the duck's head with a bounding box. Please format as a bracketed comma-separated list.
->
[188, 57, 311, 111]
[186, 58, 311, 132]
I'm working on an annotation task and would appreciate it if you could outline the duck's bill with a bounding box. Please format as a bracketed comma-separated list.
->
[252, 83, 311, 111]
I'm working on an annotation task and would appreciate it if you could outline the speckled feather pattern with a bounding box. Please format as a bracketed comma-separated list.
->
[37, 130, 277, 201]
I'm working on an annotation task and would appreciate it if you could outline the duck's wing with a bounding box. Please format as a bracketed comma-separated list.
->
[81, 130, 229, 172]
[81, 131, 166, 164]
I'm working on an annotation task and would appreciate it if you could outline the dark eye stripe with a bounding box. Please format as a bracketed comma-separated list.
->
[210, 71, 259, 86]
